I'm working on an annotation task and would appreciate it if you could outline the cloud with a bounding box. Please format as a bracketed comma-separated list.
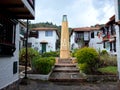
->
[92, 0, 115, 23]
[31, 0, 115, 28]
[67, 0, 99, 27]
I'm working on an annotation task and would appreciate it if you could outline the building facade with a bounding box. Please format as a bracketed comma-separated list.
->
[100, 15, 116, 55]
[0, 0, 35, 89]
[70, 26, 102, 51]
[71, 16, 117, 55]
[28, 27, 59, 53]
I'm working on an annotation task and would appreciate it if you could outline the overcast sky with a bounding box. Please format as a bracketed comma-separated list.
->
[31, 0, 115, 28]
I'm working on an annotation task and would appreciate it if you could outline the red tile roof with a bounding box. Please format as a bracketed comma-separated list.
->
[72, 27, 100, 32]
[105, 15, 115, 26]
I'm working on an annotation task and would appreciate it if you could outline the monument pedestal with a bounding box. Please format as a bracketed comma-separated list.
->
[55, 57, 77, 64]
[58, 58, 72, 64]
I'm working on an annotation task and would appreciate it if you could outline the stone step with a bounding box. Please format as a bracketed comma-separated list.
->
[49, 62, 86, 82]
[55, 63, 77, 67]
[54, 63, 79, 72]
[53, 67, 79, 72]
[53, 69, 79, 72]
[49, 72, 86, 82]
[49, 72, 84, 79]
[49, 78, 86, 82]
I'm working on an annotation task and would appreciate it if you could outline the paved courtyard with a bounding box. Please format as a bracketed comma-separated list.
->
[19, 79, 118, 90]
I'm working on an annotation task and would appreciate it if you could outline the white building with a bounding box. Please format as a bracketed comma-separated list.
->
[28, 27, 59, 53]
[70, 26, 103, 51]
[0, 0, 35, 89]
[100, 15, 116, 55]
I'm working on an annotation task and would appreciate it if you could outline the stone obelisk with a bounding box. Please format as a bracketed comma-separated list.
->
[60, 15, 70, 59]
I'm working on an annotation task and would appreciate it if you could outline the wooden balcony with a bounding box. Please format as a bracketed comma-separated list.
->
[29, 31, 38, 38]
[0, 0, 35, 19]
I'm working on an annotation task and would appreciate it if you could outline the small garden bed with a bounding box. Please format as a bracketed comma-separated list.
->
[97, 66, 117, 75]
[19, 48, 57, 80]
[86, 66, 118, 82]
[74, 47, 118, 82]
[20, 66, 54, 80]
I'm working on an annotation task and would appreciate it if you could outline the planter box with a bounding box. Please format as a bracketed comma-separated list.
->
[20, 66, 54, 80]
[27, 72, 52, 80]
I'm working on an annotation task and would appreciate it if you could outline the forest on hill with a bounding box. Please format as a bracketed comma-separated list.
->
[29, 21, 72, 35]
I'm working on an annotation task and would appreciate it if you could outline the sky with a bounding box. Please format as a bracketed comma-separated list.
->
[31, 0, 115, 28]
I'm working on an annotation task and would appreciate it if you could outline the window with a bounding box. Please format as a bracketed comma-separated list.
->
[27, 43, 32, 47]
[103, 42, 105, 48]
[103, 29, 105, 34]
[20, 27, 26, 36]
[0, 15, 16, 56]
[13, 61, 18, 74]
[45, 30, 53, 36]
[110, 42, 112, 51]
[91, 32, 94, 38]
[29, 31, 38, 38]
[111, 25, 116, 35]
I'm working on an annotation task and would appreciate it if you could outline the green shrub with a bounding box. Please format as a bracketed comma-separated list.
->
[78, 63, 90, 74]
[75, 47, 99, 74]
[42, 51, 59, 57]
[33, 57, 55, 74]
[48, 57, 56, 66]
[100, 54, 117, 66]
[19, 48, 40, 66]
[71, 49, 78, 57]
[31, 55, 41, 71]
[101, 50, 108, 55]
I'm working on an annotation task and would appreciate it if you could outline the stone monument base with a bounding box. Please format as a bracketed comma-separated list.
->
[55, 57, 77, 64]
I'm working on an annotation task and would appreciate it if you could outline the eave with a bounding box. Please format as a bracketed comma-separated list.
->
[0, 0, 35, 19]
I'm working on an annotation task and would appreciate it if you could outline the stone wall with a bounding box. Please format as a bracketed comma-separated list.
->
[87, 75, 118, 82]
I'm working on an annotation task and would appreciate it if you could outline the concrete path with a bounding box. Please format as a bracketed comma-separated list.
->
[19, 79, 118, 90]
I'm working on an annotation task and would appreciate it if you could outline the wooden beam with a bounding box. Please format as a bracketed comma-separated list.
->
[0, 4, 24, 8]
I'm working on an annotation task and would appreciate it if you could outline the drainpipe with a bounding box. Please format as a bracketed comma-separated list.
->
[24, 19, 29, 79]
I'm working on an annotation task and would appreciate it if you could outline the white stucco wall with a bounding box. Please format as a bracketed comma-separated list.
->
[89, 36, 103, 51]
[115, 0, 120, 79]
[28, 30, 58, 53]
[70, 32, 75, 45]
[70, 32, 78, 50]
[115, 25, 120, 79]
[0, 24, 19, 89]
[89, 30, 103, 52]
[114, 0, 120, 79]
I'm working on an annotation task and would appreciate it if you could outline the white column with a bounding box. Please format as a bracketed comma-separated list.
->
[115, 0, 120, 79]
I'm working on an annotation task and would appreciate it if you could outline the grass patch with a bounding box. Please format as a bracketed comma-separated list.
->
[98, 66, 117, 75]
